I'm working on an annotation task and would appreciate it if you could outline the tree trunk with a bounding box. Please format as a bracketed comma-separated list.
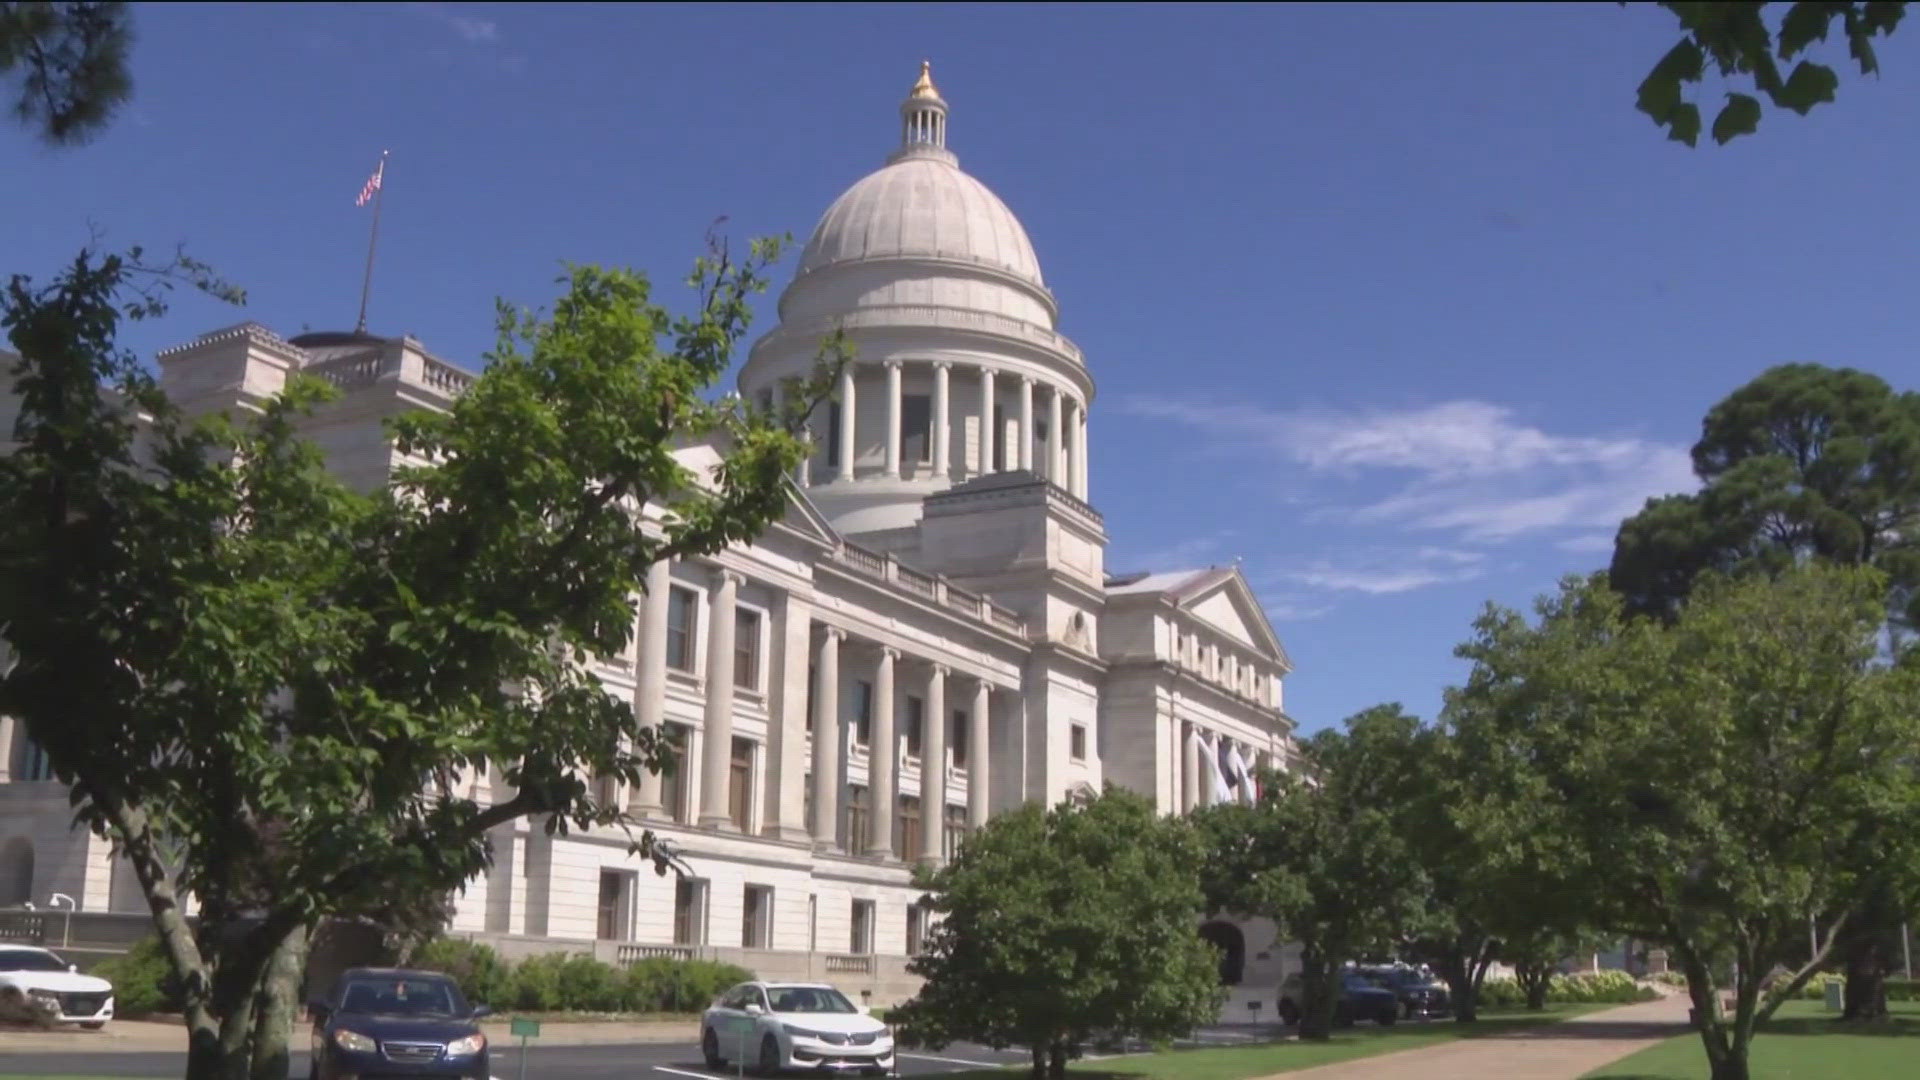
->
[249, 926, 312, 1080]
[1047, 1040, 1067, 1080]
[1029, 1043, 1046, 1080]
[1433, 941, 1485, 1023]
[1516, 961, 1554, 1012]
[1297, 953, 1341, 1041]
[1709, 1043, 1751, 1080]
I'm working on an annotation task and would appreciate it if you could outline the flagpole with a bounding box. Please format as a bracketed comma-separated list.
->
[355, 151, 388, 333]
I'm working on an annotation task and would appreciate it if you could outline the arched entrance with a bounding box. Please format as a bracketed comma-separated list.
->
[1199, 920, 1245, 986]
[0, 838, 33, 907]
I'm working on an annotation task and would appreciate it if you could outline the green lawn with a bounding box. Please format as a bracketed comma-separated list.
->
[1582, 1000, 1920, 1079]
[938, 1003, 1612, 1080]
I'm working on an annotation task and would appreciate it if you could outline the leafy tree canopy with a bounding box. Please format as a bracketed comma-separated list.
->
[0, 237, 842, 1079]
[1632, 1, 1907, 146]
[0, 1, 132, 146]
[895, 786, 1221, 1080]
[1450, 564, 1920, 1080]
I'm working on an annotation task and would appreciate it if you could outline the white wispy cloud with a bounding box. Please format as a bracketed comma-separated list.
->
[1555, 533, 1618, 556]
[1263, 548, 1487, 596]
[1124, 396, 1696, 543]
[406, 3, 503, 47]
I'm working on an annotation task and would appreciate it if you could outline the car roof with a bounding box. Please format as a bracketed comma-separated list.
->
[337, 967, 458, 981]
[758, 982, 839, 991]
[0, 945, 55, 954]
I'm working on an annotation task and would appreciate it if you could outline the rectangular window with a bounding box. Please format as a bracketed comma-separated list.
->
[596, 869, 628, 941]
[16, 737, 53, 782]
[1069, 723, 1088, 762]
[666, 586, 698, 672]
[826, 402, 843, 467]
[944, 803, 968, 861]
[659, 723, 692, 823]
[845, 785, 870, 853]
[896, 795, 921, 861]
[734, 609, 761, 689]
[853, 680, 874, 747]
[990, 405, 1003, 471]
[906, 903, 928, 956]
[850, 899, 875, 955]
[743, 885, 773, 949]
[803, 772, 814, 835]
[903, 696, 924, 761]
[729, 736, 754, 832]
[806, 665, 817, 732]
[902, 394, 932, 464]
[950, 710, 968, 769]
[673, 878, 708, 945]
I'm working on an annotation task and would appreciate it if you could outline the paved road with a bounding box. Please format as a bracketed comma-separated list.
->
[2, 1038, 1040, 1078]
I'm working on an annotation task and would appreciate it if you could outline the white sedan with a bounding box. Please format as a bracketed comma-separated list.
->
[701, 981, 894, 1076]
[0, 945, 115, 1028]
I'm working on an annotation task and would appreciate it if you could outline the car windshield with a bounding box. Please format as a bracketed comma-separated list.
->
[0, 949, 68, 973]
[338, 978, 464, 1018]
[767, 986, 858, 1014]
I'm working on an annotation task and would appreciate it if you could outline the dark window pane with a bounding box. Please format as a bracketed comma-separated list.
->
[902, 394, 932, 464]
[666, 587, 698, 672]
[904, 696, 924, 759]
[950, 710, 968, 768]
[734, 609, 761, 688]
[730, 737, 753, 831]
[853, 681, 873, 747]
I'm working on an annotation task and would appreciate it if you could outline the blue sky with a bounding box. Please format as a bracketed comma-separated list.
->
[6, 3, 1918, 732]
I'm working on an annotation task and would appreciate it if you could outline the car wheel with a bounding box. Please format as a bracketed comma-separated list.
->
[1378, 1008, 1398, 1026]
[702, 1026, 725, 1069]
[756, 1033, 782, 1076]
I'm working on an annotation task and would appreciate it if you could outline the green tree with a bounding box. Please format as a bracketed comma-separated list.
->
[0, 1, 132, 145]
[1609, 362, 1920, 1017]
[894, 787, 1221, 1080]
[0, 238, 844, 1080]
[1630, 2, 1908, 146]
[1194, 706, 1428, 1040]
[1451, 565, 1920, 1080]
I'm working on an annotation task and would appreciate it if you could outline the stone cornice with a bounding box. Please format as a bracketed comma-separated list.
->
[1105, 656, 1294, 734]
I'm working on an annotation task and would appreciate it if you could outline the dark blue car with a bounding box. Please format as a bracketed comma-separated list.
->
[306, 967, 492, 1080]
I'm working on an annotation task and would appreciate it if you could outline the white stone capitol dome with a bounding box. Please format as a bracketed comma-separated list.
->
[798, 155, 1046, 289]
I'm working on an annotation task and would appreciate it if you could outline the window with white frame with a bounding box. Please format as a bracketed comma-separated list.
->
[734, 607, 762, 689]
[666, 586, 699, 672]
[850, 899, 875, 954]
[1069, 723, 1088, 762]
[743, 884, 773, 949]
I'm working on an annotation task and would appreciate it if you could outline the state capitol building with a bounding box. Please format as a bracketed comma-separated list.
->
[0, 65, 1300, 1010]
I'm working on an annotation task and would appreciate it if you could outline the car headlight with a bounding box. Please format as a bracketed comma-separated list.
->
[781, 1023, 824, 1039]
[332, 1029, 377, 1053]
[446, 1033, 487, 1056]
[28, 988, 60, 1002]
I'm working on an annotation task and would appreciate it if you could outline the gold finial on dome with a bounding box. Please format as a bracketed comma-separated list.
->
[910, 59, 941, 100]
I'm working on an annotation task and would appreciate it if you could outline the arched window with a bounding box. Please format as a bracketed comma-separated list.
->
[1198, 920, 1246, 986]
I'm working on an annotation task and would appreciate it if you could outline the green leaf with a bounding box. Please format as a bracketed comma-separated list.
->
[1776, 60, 1841, 114]
[1712, 93, 1763, 144]
[1636, 39, 1705, 124]
[1666, 102, 1703, 147]
[1778, 1, 1836, 59]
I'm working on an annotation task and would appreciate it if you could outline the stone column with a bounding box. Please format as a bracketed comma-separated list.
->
[1018, 377, 1035, 472]
[884, 361, 903, 479]
[770, 591, 812, 842]
[0, 712, 13, 782]
[836, 364, 857, 483]
[1074, 405, 1089, 498]
[932, 361, 951, 479]
[1182, 722, 1200, 813]
[630, 557, 672, 817]
[978, 367, 997, 476]
[810, 628, 843, 850]
[968, 681, 990, 829]
[867, 647, 898, 858]
[698, 568, 743, 831]
[1046, 386, 1064, 483]
[921, 664, 948, 864]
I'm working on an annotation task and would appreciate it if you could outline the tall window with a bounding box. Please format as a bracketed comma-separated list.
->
[853, 680, 874, 747]
[943, 804, 968, 861]
[1070, 723, 1088, 762]
[673, 878, 708, 945]
[806, 665, 817, 732]
[15, 737, 52, 782]
[743, 884, 773, 949]
[950, 710, 968, 769]
[659, 723, 691, 823]
[826, 401, 843, 468]
[846, 785, 870, 853]
[596, 870, 629, 941]
[990, 406, 1004, 471]
[729, 737, 754, 832]
[850, 899, 875, 954]
[666, 586, 698, 672]
[896, 795, 921, 861]
[902, 394, 932, 464]
[903, 696, 924, 760]
[734, 609, 761, 689]
[906, 903, 928, 956]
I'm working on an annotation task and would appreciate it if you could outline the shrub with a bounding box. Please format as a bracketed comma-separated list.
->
[1649, 971, 1688, 988]
[673, 960, 753, 1012]
[556, 953, 624, 1012]
[1886, 978, 1917, 1003]
[509, 952, 570, 1012]
[89, 936, 184, 1017]
[1546, 970, 1656, 1004]
[409, 938, 514, 1010]
[1478, 978, 1522, 1009]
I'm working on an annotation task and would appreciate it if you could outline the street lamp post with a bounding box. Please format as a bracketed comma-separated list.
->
[47, 893, 74, 949]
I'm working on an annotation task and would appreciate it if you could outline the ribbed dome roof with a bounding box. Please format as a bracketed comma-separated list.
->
[797, 157, 1045, 288]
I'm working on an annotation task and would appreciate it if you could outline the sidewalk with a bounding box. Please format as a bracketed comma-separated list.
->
[0, 1016, 699, 1054]
[1253, 995, 1693, 1080]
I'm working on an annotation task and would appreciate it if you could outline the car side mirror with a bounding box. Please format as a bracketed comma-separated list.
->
[856, 1004, 870, 1016]
[745, 1004, 764, 1016]
[471, 1005, 493, 1019]
[68, 964, 78, 974]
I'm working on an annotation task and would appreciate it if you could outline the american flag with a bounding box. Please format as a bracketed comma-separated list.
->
[355, 157, 385, 207]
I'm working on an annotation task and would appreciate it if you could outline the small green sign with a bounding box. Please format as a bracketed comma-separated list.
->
[510, 1017, 541, 1039]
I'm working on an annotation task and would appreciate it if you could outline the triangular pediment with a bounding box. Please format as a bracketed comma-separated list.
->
[1181, 569, 1291, 671]
[776, 481, 842, 551]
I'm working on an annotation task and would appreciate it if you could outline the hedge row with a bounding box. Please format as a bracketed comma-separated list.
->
[408, 938, 751, 1014]
[87, 936, 751, 1018]
[1479, 970, 1659, 1008]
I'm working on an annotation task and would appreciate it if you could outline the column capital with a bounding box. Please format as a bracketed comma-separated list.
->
[927, 661, 950, 679]
[933, 359, 952, 371]
[883, 358, 904, 370]
[710, 566, 746, 589]
[878, 645, 901, 661]
[818, 625, 845, 643]
[1020, 373, 1036, 386]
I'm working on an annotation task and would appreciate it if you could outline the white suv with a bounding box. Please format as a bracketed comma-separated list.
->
[0, 945, 115, 1028]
